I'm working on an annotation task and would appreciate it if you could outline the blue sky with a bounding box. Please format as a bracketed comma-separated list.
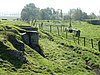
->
[0, 0, 100, 15]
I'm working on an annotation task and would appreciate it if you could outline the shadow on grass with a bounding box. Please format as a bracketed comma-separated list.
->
[0, 42, 27, 69]
[30, 45, 45, 58]
[0, 50, 27, 69]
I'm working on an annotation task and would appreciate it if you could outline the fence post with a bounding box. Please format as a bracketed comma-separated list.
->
[66, 31, 67, 39]
[41, 22, 43, 30]
[63, 26, 65, 31]
[73, 35, 75, 43]
[91, 39, 94, 48]
[78, 37, 80, 45]
[61, 25, 62, 32]
[36, 23, 37, 28]
[39, 24, 41, 29]
[57, 26, 59, 35]
[65, 28, 67, 39]
[98, 40, 100, 51]
[50, 25, 52, 32]
[84, 37, 86, 46]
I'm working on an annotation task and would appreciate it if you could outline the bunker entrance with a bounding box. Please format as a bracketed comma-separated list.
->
[22, 31, 38, 46]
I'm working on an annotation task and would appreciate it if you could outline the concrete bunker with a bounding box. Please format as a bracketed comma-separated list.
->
[22, 31, 38, 46]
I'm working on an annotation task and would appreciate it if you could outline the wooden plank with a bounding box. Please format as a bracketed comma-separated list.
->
[83, 37, 86, 46]
[98, 40, 100, 51]
[91, 39, 94, 48]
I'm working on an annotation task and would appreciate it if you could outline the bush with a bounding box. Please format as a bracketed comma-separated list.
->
[86, 19, 100, 25]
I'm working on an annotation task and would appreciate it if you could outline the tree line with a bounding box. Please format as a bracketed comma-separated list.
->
[21, 3, 98, 21]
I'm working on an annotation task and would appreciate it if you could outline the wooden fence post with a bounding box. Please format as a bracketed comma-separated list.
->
[84, 37, 86, 46]
[66, 31, 67, 39]
[61, 25, 62, 32]
[98, 40, 100, 51]
[91, 39, 94, 48]
[36, 23, 37, 28]
[63, 26, 65, 31]
[41, 24, 43, 30]
[50, 25, 52, 32]
[65, 28, 67, 39]
[57, 26, 59, 35]
[73, 35, 75, 43]
[39, 24, 41, 29]
[78, 37, 80, 45]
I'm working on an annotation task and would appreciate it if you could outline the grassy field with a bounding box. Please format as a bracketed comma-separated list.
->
[0, 20, 100, 75]
[35, 20, 100, 50]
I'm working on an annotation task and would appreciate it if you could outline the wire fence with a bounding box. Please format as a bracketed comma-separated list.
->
[32, 21, 100, 51]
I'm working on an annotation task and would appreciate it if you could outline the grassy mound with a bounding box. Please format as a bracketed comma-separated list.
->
[0, 20, 100, 75]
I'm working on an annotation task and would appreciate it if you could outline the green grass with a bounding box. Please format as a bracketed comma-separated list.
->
[36, 20, 100, 50]
[0, 20, 100, 75]
[39, 31, 96, 75]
